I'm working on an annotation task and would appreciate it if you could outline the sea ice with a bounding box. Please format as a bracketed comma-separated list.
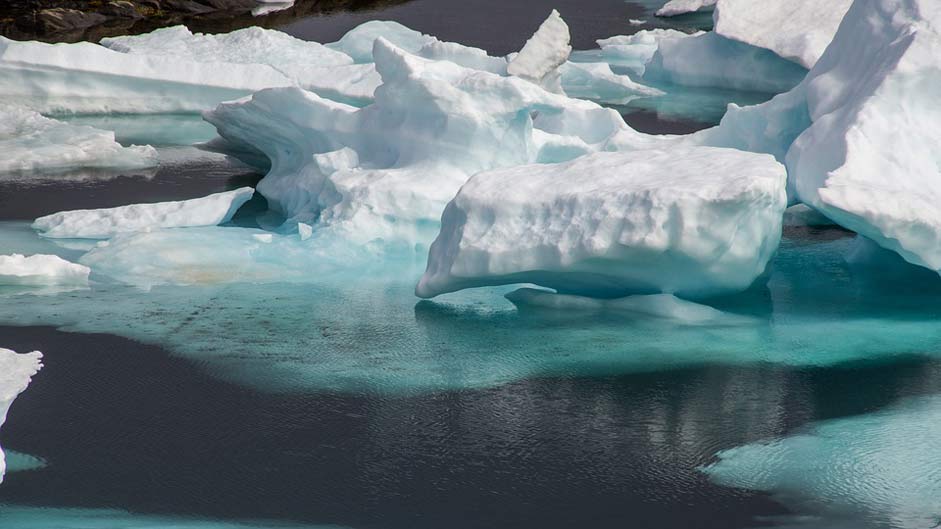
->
[417, 147, 786, 299]
[0, 105, 157, 176]
[713, 0, 853, 68]
[506, 9, 572, 92]
[700, 0, 941, 273]
[656, 0, 717, 17]
[205, 39, 651, 247]
[32, 188, 254, 239]
[0, 347, 43, 483]
[704, 395, 941, 528]
[0, 254, 90, 285]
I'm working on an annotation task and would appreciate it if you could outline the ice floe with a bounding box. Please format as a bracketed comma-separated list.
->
[0, 105, 157, 176]
[417, 147, 786, 299]
[713, 0, 853, 69]
[32, 187, 254, 239]
[506, 9, 572, 92]
[656, 0, 716, 17]
[0, 347, 43, 483]
[0, 254, 90, 285]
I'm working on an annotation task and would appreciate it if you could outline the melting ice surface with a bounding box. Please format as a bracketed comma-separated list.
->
[704, 395, 941, 529]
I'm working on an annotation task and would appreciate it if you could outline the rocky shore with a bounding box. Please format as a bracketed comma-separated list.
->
[0, 0, 410, 43]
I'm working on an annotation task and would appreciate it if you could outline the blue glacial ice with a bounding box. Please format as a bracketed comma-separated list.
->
[0, 347, 43, 484]
[703, 394, 941, 528]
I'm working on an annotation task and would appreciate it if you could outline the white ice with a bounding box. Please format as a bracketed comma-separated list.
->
[32, 188, 254, 239]
[251, 0, 294, 16]
[506, 10, 572, 92]
[699, 0, 941, 274]
[0, 254, 90, 285]
[0, 104, 157, 176]
[713, 0, 853, 68]
[656, 0, 717, 17]
[0, 347, 43, 484]
[416, 147, 786, 299]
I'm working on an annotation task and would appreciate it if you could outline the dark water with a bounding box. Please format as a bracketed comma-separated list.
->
[4, 325, 940, 528]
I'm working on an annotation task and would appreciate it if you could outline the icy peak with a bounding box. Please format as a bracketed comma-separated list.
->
[507, 9, 572, 90]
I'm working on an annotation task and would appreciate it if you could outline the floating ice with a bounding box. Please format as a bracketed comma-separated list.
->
[251, 0, 295, 16]
[577, 30, 698, 75]
[713, 0, 853, 68]
[704, 395, 941, 528]
[205, 39, 649, 247]
[32, 187, 254, 239]
[417, 147, 786, 299]
[0, 254, 90, 285]
[700, 0, 941, 273]
[656, 0, 717, 17]
[325, 20, 437, 64]
[0, 348, 43, 484]
[506, 9, 572, 92]
[628, 19, 647, 26]
[0, 105, 157, 176]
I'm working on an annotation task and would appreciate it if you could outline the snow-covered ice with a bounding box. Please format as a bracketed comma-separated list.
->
[0, 254, 90, 285]
[656, 0, 717, 17]
[713, 0, 853, 68]
[32, 188, 254, 239]
[700, 0, 941, 274]
[506, 10, 572, 92]
[417, 147, 786, 299]
[0, 105, 157, 176]
[0, 347, 42, 484]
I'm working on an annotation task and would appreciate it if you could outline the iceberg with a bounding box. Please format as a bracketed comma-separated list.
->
[32, 187, 254, 239]
[506, 10, 572, 92]
[700, 0, 941, 273]
[0, 105, 157, 176]
[703, 396, 941, 528]
[416, 147, 786, 299]
[713, 0, 853, 68]
[0, 347, 43, 484]
[656, 0, 717, 17]
[0, 254, 90, 285]
[205, 38, 649, 247]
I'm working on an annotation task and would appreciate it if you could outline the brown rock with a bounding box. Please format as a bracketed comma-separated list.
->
[34, 8, 107, 33]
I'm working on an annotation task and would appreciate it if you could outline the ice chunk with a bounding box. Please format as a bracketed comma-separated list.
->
[644, 31, 807, 93]
[326, 20, 437, 63]
[297, 222, 313, 241]
[703, 396, 941, 529]
[205, 39, 648, 247]
[700, 0, 941, 272]
[506, 10, 572, 92]
[628, 19, 647, 26]
[0, 105, 157, 176]
[713, 0, 853, 68]
[32, 188, 254, 239]
[416, 147, 786, 299]
[505, 288, 750, 325]
[0, 347, 42, 484]
[0, 36, 295, 114]
[251, 0, 294, 16]
[580, 29, 697, 75]
[656, 0, 716, 17]
[559, 61, 663, 104]
[0, 254, 90, 285]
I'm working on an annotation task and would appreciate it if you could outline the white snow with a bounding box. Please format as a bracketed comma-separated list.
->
[699, 0, 941, 274]
[416, 147, 786, 299]
[713, 0, 853, 68]
[0, 104, 157, 175]
[506, 10, 573, 92]
[0, 347, 43, 484]
[32, 187, 254, 239]
[0, 254, 90, 285]
[656, 0, 717, 17]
